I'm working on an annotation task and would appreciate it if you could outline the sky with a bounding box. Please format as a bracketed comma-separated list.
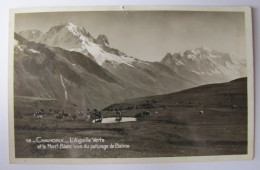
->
[15, 11, 246, 62]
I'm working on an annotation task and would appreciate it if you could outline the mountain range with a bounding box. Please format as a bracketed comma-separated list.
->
[15, 22, 246, 109]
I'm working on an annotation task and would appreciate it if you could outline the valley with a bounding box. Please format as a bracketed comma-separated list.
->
[14, 78, 248, 158]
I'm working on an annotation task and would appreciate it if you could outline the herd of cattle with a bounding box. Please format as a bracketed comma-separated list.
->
[31, 107, 158, 123]
[30, 105, 206, 123]
[32, 108, 103, 122]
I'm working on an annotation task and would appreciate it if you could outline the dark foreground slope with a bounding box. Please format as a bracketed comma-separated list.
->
[14, 78, 248, 158]
[104, 77, 247, 111]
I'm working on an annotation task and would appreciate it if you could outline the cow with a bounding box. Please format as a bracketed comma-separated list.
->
[92, 113, 102, 122]
[115, 110, 122, 121]
[61, 113, 70, 118]
[143, 111, 151, 116]
[71, 115, 77, 121]
[232, 105, 238, 109]
[56, 114, 64, 121]
[34, 110, 45, 118]
[199, 110, 204, 116]
[34, 111, 40, 117]
[36, 115, 42, 120]
[91, 110, 103, 123]
[135, 111, 151, 118]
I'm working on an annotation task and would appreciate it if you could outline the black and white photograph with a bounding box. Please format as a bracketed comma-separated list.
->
[8, 6, 254, 163]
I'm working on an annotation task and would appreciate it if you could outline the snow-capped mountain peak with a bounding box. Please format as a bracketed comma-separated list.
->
[38, 22, 137, 67]
[194, 46, 212, 53]
[161, 47, 246, 81]
[66, 22, 85, 37]
[79, 33, 135, 66]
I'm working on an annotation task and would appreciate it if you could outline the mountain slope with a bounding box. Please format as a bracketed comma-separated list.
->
[18, 23, 246, 97]
[19, 23, 196, 95]
[103, 59, 197, 94]
[14, 33, 151, 109]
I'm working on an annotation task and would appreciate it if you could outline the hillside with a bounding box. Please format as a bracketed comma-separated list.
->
[103, 77, 247, 111]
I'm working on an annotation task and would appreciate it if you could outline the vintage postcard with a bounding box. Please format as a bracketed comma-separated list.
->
[8, 6, 254, 164]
